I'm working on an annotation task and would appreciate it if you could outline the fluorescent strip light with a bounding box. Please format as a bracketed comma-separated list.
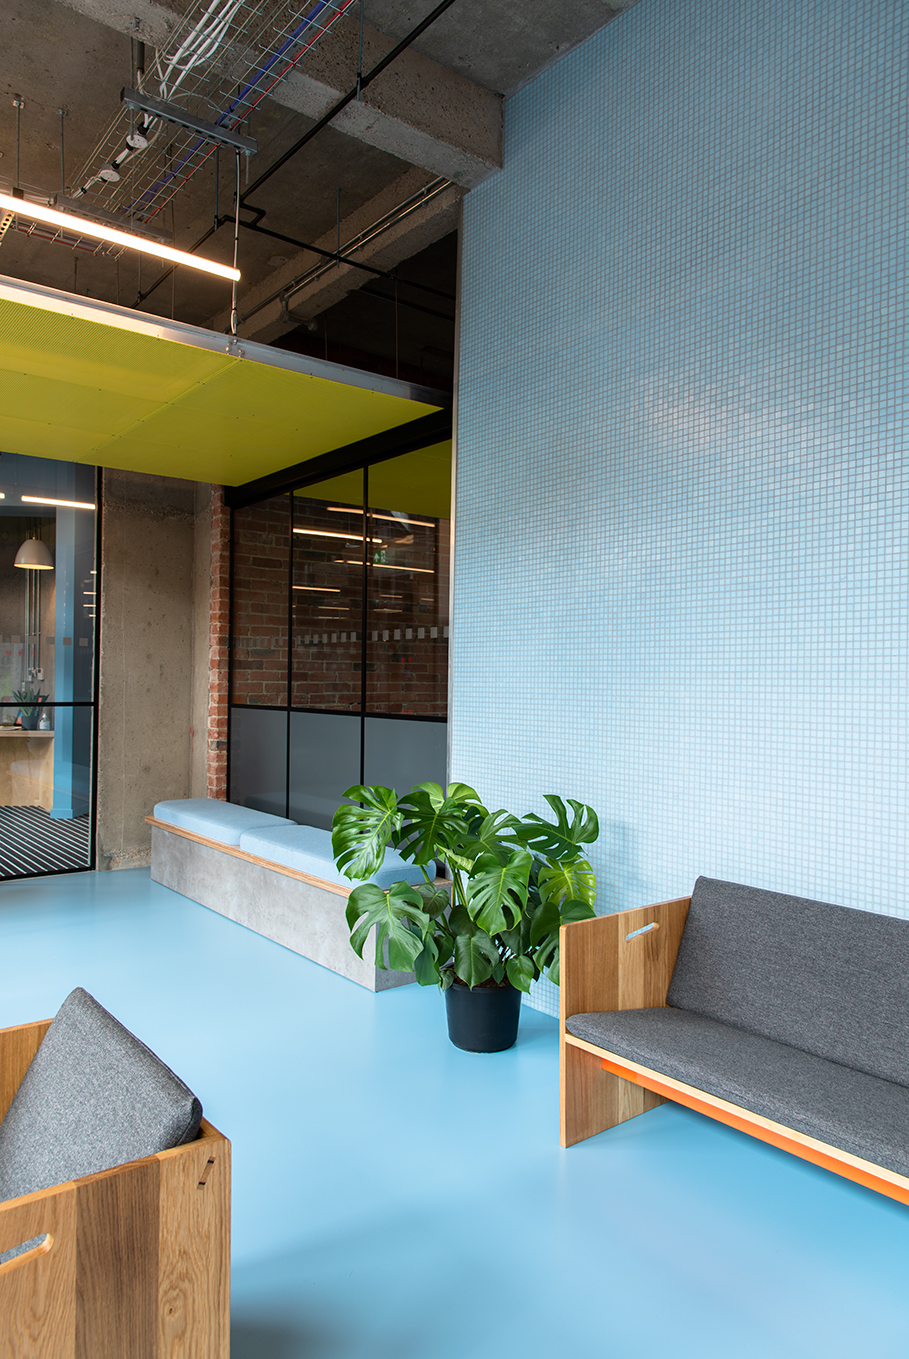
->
[293, 528, 382, 543]
[293, 585, 341, 592]
[336, 559, 434, 574]
[0, 190, 240, 283]
[327, 507, 435, 528]
[21, 496, 96, 510]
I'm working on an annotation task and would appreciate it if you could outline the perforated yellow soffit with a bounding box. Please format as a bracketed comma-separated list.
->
[0, 276, 445, 486]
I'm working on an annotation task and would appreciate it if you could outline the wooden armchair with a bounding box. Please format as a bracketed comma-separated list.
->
[0, 1018, 230, 1359]
[560, 897, 690, 1148]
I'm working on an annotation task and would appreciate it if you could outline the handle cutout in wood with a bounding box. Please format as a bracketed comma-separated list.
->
[625, 922, 659, 941]
[197, 1157, 216, 1188]
[0, 1233, 52, 1276]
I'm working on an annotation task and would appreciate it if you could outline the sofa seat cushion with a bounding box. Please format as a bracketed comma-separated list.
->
[0, 987, 202, 1205]
[153, 797, 294, 846]
[566, 1006, 909, 1179]
[237, 823, 427, 890]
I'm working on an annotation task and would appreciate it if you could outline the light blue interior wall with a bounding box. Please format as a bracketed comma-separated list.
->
[453, 0, 908, 1013]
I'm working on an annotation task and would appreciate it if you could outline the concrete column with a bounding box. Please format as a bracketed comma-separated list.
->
[97, 470, 196, 869]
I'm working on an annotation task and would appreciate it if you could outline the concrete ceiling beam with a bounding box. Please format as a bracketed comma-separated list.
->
[57, 0, 502, 188]
[209, 167, 463, 345]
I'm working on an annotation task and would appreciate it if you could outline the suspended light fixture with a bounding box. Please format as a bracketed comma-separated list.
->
[0, 188, 240, 282]
[14, 537, 54, 571]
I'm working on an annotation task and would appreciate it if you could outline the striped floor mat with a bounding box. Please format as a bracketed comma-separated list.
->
[0, 806, 90, 877]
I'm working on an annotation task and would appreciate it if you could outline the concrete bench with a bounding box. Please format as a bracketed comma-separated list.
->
[561, 876, 909, 1207]
[147, 798, 428, 992]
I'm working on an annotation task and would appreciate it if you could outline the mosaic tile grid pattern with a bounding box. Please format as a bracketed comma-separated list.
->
[453, 0, 909, 1015]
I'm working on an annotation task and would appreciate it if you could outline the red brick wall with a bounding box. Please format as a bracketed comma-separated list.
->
[207, 486, 230, 799]
[230, 497, 290, 708]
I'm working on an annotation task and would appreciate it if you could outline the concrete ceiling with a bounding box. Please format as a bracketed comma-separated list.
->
[0, 0, 638, 352]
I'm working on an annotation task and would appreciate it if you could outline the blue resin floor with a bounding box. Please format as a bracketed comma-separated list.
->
[2, 870, 909, 1358]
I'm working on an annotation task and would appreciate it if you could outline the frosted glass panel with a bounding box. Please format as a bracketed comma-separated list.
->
[363, 716, 447, 794]
[229, 706, 287, 818]
[289, 710, 360, 830]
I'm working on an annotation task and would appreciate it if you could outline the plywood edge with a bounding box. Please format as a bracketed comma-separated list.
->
[563, 1034, 909, 1205]
[148, 816, 450, 898]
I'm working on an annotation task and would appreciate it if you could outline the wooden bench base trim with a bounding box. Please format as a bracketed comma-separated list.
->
[564, 1032, 909, 1207]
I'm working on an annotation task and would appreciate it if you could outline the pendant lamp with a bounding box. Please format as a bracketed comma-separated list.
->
[14, 537, 54, 570]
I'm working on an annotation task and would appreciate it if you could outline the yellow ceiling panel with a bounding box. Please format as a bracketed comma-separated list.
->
[0, 367, 157, 436]
[298, 441, 453, 520]
[0, 410, 106, 460]
[0, 279, 445, 486]
[0, 299, 230, 403]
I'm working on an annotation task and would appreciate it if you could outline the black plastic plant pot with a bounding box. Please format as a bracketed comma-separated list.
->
[445, 980, 522, 1053]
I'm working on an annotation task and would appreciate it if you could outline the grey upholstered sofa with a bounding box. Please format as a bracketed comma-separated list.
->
[560, 876, 909, 1205]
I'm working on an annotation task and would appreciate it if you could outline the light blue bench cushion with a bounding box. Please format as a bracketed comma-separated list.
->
[153, 797, 294, 847]
[238, 823, 427, 889]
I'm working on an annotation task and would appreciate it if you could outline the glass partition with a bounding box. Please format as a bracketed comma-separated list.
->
[0, 453, 97, 878]
[229, 442, 451, 825]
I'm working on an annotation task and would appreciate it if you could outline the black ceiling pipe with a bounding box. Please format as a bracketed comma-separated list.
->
[240, 0, 460, 207]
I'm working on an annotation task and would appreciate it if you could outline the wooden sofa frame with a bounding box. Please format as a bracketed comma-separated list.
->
[0, 1018, 230, 1358]
[559, 898, 909, 1207]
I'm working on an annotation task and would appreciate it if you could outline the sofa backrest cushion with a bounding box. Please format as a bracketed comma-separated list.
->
[0, 988, 202, 1203]
[666, 876, 909, 1088]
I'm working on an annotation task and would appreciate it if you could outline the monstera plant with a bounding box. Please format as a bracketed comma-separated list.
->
[332, 781, 599, 1050]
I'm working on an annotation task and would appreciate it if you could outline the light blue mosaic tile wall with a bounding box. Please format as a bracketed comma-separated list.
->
[453, 0, 909, 1015]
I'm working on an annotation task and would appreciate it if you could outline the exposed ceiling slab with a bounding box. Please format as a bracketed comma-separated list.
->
[0, 0, 636, 391]
[59, 0, 503, 187]
[0, 275, 443, 484]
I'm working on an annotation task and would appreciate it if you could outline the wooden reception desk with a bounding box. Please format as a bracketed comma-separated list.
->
[0, 729, 54, 811]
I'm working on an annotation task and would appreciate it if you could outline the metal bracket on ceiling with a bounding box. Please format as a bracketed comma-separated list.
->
[120, 88, 258, 156]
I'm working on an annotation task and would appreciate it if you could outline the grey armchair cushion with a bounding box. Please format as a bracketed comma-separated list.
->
[0, 987, 202, 1206]
[566, 1006, 909, 1178]
[666, 876, 909, 1088]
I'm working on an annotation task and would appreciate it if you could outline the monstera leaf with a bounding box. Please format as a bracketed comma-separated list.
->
[514, 796, 599, 859]
[332, 785, 402, 881]
[464, 849, 532, 936]
[461, 808, 523, 864]
[532, 897, 597, 984]
[345, 881, 429, 971]
[396, 782, 484, 867]
[537, 857, 597, 910]
[505, 955, 536, 993]
[453, 929, 500, 989]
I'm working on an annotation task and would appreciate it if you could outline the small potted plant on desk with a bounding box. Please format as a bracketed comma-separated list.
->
[332, 781, 599, 1052]
[13, 687, 48, 731]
